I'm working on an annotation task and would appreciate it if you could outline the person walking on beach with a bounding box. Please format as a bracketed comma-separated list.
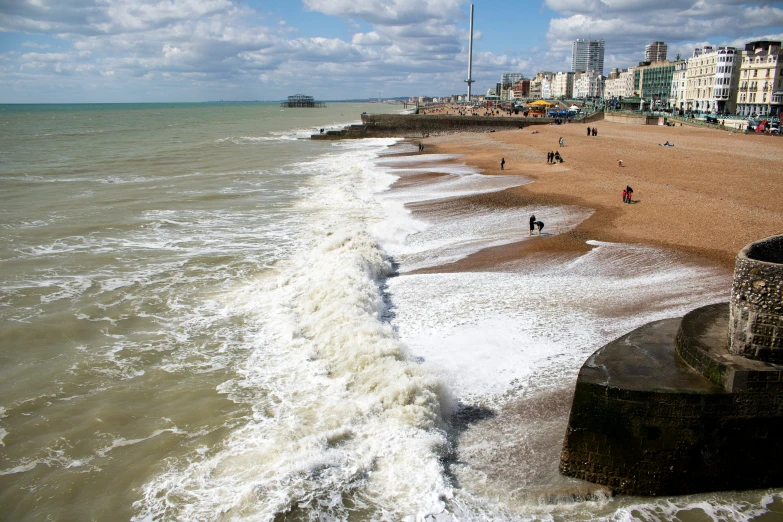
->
[529, 214, 536, 236]
[592, 127, 597, 137]
[587, 126, 591, 136]
[622, 188, 628, 203]
[626, 185, 633, 203]
[547, 151, 553, 164]
[559, 136, 564, 147]
[500, 157, 505, 170]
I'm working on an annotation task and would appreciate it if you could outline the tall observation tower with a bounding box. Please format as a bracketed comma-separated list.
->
[464, 4, 475, 102]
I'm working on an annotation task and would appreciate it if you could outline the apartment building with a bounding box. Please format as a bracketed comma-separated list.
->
[573, 70, 604, 98]
[551, 71, 574, 99]
[501, 72, 525, 88]
[603, 68, 624, 100]
[736, 40, 783, 118]
[685, 46, 741, 114]
[530, 71, 553, 99]
[670, 60, 688, 110]
[645, 41, 668, 63]
[572, 39, 605, 75]
[511, 79, 530, 99]
[634, 60, 683, 108]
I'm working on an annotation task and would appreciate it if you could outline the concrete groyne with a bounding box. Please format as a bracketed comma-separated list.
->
[311, 112, 604, 140]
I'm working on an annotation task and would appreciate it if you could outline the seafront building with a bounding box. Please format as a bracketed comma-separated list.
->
[737, 40, 783, 118]
[501, 72, 525, 88]
[574, 69, 604, 98]
[530, 71, 553, 99]
[572, 39, 606, 75]
[670, 60, 689, 111]
[633, 60, 683, 109]
[552, 71, 574, 99]
[603, 68, 628, 101]
[685, 46, 741, 114]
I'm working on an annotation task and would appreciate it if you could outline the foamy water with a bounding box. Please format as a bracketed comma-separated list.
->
[1, 103, 781, 521]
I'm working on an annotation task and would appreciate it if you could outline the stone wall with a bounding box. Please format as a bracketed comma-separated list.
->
[729, 235, 783, 362]
[360, 113, 551, 133]
[561, 375, 783, 495]
[560, 315, 783, 496]
[603, 112, 660, 125]
[311, 112, 603, 139]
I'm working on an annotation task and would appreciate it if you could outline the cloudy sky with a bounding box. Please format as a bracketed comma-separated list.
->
[1, 0, 782, 103]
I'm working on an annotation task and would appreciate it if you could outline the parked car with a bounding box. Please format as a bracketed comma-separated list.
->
[771, 121, 780, 135]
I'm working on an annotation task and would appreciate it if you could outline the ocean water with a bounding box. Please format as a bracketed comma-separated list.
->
[0, 102, 780, 521]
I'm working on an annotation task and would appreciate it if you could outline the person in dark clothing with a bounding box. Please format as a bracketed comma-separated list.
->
[547, 151, 553, 164]
[626, 185, 633, 203]
[535, 220, 544, 235]
[554, 151, 563, 163]
[587, 126, 591, 136]
[501, 157, 505, 170]
[529, 214, 536, 236]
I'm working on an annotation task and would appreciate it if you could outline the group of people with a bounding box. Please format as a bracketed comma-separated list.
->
[587, 126, 598, 136]
[418, 143, 425, 152]
[547, 151, 563, 164]
[529, 215, 545, 236]
[622, 185, 634, 203]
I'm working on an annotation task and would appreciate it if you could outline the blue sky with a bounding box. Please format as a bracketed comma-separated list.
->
[1, 0, 782, 103]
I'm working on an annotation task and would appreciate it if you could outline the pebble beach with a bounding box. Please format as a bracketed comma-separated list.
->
[404, 118, 783, 273]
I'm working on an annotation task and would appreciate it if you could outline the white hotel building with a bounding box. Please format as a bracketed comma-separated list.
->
[685, 46, 741, 114]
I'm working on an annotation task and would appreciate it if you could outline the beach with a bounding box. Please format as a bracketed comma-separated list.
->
[374, 118, 783, 518]
[409, 119, 782, 273]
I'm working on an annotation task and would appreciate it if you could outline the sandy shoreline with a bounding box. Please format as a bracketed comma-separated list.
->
[396, 119, 783, 273]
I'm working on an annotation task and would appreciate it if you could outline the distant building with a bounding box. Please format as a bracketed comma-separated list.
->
[633, 60, 683, 109]
[670, 60, 689, 110]
[574, 70, 604, 98]
[645, 41, 668, 63]
[552, 72, 574, 99]
[685, 46, 741, 114]
[604, 68, 626, 101]
[501, 72, 525, 88]
[737, 40, 783, 117]
[512, 79, 530, 99]
[572, 39, 605, 75]
[530, 71, 553, 99]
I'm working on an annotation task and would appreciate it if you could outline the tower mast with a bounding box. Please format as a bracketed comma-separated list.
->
[465, 4, 475, 102]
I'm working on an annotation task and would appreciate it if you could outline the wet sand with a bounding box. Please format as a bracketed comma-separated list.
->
[399, 120, 783, 273]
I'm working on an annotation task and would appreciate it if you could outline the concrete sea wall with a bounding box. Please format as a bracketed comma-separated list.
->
[311, 112, 604, 140]
[560, 309, 783, 496]
[603, 112, 660, 125]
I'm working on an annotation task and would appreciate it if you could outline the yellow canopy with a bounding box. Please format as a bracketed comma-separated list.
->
[528, 100, 552, 106]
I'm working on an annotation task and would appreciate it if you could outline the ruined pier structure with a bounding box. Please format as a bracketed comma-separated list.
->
[560, 234, 783, 496]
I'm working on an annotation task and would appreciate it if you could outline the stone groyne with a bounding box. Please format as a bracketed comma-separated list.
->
[311, 112, 603, 140]
[560, 235, 783, 496]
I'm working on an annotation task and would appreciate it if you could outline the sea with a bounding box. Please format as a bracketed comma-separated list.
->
[1, 102, 781, 521]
